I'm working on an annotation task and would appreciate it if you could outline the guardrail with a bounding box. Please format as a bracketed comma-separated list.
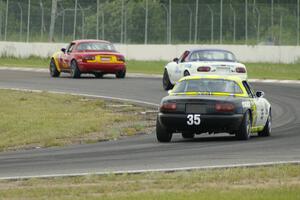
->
[0, 42, 299, 64]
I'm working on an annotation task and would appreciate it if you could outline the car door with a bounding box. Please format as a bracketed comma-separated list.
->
[172, 50, 190, 82]
[173, 62, 185, 82]
[249, 83, 267, 127]
[58, 45, 69, 69]
[242, 81, 265, 127]
[61, 43, 76, 70]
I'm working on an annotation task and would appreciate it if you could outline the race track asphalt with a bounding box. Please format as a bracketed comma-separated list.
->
[0, 70, 299, 179]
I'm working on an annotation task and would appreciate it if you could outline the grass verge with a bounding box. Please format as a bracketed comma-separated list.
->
[246, 63, 300, 80]
[0, 89, 156, 151]
[0, 164, 299, 200]
[0, 56, 299, 80]
[0, 56, 49, 68]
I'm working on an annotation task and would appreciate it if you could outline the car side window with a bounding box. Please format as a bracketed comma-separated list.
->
[67, 43, 75, 53]
[179, 51, 190, 63]
[242, 81, 254, 98]
[248, 83, 256, 97]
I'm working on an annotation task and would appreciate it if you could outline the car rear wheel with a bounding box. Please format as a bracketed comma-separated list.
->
[94, 72, 103, 78]
[49, 59, 60, 77]
[156, 118, 172, 143]
[236, 110, 251, 140]
[182, 132, 195, 139]
[70, 60, 81, 78]
[183, 70, 190, 77]
[116, 70, 126, 79]
[163, 69, 174, 90]
[258, 110, 272, 137]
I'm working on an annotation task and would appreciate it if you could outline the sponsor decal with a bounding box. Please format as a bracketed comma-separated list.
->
[260, 108, 264, 120]
[175, 67, 181, 74]
[185, 64, 192, 68]
[242, 101, 251, 108]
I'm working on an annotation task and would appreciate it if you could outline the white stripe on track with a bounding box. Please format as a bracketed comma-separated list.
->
[1, 66, 300, 83]
[0, 160, 299, 180]
[0, 87, 159, 107]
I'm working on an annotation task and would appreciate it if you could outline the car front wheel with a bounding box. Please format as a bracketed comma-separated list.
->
[258, 110, 272, 137]
[163, 69, 174, 90]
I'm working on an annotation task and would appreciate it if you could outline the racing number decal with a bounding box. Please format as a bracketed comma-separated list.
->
[187, 114, 201, 125]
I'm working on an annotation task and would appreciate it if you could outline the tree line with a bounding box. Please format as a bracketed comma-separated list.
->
[0, 0, 299, 45]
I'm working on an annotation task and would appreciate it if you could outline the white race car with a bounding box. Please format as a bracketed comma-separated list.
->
[163, 49, 247, 90]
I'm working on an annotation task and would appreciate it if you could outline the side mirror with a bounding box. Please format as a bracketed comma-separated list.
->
[173, 58, 179, 63]
[168, 90, 172, 95]
[61, 48, 66, 53]
[256, 91, 265, 98]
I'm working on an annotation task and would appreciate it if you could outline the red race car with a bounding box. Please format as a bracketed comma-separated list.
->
[50, 39, 126, 78]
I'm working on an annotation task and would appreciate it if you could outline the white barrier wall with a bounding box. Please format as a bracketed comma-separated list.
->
[0, 41, 300, 64]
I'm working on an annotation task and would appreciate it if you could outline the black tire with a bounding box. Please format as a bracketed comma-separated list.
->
[258, 110, 272, 137]
[70, 60, 81, 78]
[236, 110, 252, 140]
[182, 132, 195, 139]
[94, 72, 103, 78]
[183, 70, 190, 77]
[163, 69, 174, 90]
[116, 70, 126, 79]
[49, 59, 60, 77]
[156, 118, 172, 143]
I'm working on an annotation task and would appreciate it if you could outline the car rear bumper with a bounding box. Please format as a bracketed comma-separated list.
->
[158, 112, 244, 133]
[78, 62, 126, 73]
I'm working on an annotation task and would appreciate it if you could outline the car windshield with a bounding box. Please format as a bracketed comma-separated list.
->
[76, 42, 116, 51]
[173, 79, 243, 94]
[189, 50, 236, 62]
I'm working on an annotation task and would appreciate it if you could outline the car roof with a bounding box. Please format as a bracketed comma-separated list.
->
[71, 39, 111, 44]
[178, 75, 243, 83]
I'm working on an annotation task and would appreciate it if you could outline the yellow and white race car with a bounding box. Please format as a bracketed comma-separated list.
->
[157, 75, 271, 142]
